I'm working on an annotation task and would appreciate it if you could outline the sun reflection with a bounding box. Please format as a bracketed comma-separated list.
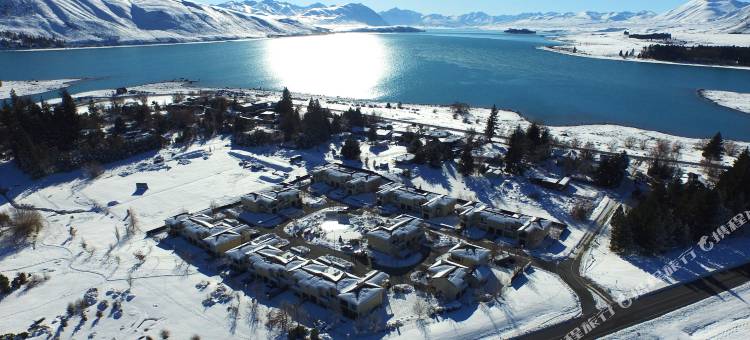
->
[263, 33, 390, 99]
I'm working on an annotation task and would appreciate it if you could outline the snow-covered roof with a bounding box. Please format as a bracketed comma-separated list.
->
[427, 259, 470, 290]
[449, 242, 491, 264]
[202, 224, 256, 249]
[313, 164, 382, 187]
[242, 186, 300, 205]
[366, 215, 424, 242]
[376, 183, 441, 204]
[422, 195, 457, 210]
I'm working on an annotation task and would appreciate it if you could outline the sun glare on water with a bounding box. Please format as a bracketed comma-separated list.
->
[264, 33, 390, 99]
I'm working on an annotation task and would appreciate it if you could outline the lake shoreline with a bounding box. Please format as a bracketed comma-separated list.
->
[698, 89, 750, 115]
[540, 45, 750, 71]
[55, 80, 750, 146]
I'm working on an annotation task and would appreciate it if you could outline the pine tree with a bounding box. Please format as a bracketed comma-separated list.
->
[300, 99, 331, 146]
[594, 151, 630, 187]
[0, 273, 10, 294]
[458, 143, 475, 175]
[341, 138, 361, 160]
[504, 126, 527, 174]
[367, 125, 378, 142]
[484, 105, 498, 141]
[716, 148, 750, 213]
[609, 207, 633, 254]
[702, 132, 724, 161]
[458, 136, 476, 176]
[278, 88, 299, 141]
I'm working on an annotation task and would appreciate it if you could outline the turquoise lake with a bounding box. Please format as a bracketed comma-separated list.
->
[1, 30, 749, 140]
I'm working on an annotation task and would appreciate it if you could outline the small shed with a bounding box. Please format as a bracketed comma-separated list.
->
[134, 183, 149, 195]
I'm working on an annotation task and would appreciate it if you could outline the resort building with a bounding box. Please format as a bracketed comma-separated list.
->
[376, 183, 457, 219]
[166, 213, 241, 245]
[243, 244, 390, 319]
[448, 242, 491, 267]
[311, 164, 383, 195]
[426, 259, 486, 300]
[365, 215, 426, 258]
[241, 186, 302, 214]
[201, 224, 259, 255]
[458, 203, 553, 248]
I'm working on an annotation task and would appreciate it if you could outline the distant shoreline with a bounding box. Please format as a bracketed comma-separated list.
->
[698, 89, 750, 115]
[540, 45, 750, 71]
[0, 27, 425, 52]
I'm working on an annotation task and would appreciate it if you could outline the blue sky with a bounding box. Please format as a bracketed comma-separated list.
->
[198, 0, 688, 15]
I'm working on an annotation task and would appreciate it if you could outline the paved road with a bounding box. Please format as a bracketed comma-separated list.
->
[516, 262, 750, 340]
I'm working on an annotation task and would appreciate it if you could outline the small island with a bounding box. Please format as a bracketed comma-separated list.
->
[505, 28, 537, 34]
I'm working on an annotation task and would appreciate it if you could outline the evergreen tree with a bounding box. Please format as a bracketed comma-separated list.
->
[408, 138, 423, 155]
[702, 132, 724, 161]
[300, 99, 331, 146]
[484, 105, 498, 141]
[342, 107, 365, 127]
[458, 141, 475, 175]
[594, 151, 630, 187]
[716, 148, 750, 213]
[367, 125, 378, 142]
[0, 273, 9, 294]
[504, 126, 527, 174]
[341, 138, 361, 160]
[609, 207, 633, 254]
[278, 88, 299, 141]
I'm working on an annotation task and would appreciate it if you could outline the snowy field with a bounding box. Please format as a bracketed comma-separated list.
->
[382, 267, 580, 340]
[0, 135, 583, 338]
[701, 90, 750, 114]
[605, 281, 750, 339]
[581, 219, 750, 302]
[0, 79, 79, 99]
[544, 31, 750, 70]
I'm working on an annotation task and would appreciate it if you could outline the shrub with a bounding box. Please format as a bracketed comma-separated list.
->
[570, 200, 593, 221]
[8, 208, 44, 241]
[0, 274, 10, 294]
[11, 272, 27, 289]
[82, 161, 104, 179]
[288, 325, 307, 339]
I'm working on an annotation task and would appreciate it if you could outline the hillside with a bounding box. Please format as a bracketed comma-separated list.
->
[0, 0, 325, 46]
[379, 9, 657, 28]
[219, 0, 387, 26]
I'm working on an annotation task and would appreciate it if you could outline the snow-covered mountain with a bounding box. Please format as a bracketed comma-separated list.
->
[378, 9, 658, 27]
[656, 0, 750, 32]
[0, 0, 325, 45]
[218, 0, 387, 26]
[219, 0, 321, 17]
[379, 7, 423, 26]
[659, 0, 748, 23]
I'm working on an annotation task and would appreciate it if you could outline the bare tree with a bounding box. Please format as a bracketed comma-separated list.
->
[624, 136, 637, 149]
[724, 140, 739, 157]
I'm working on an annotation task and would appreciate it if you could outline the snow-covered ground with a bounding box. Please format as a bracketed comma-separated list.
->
[701, 90, 750, 114]
[382, 267, 580, 340]
[605, 281, 750, 339]
[71, 81, 748, 168]
[0, 79, 79, 99]
[0, 135, 582, 338]
[544, 31, 750, 70]
[581, 219, 750, 302]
